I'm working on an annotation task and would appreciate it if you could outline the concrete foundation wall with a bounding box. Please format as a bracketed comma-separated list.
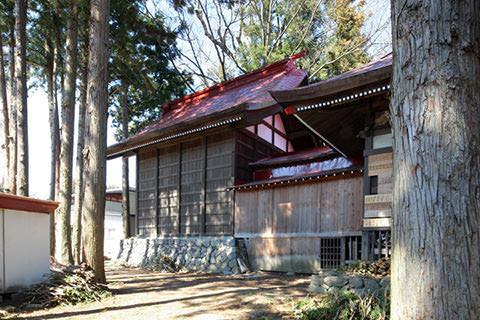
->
[112, 236, 238, 274]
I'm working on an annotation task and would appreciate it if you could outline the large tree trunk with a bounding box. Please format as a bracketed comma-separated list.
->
[72, 46, 88, 265]
[390, 1, 480, 319]
[83, 0, 110, 282]
[53, 4, 63, 202]
[14, 0, 28, 196]
[0, 35, 9, 190]
[7, 9, 17, 194]
[121, 79, 130, 238]
[45, 41, 57, 256]
[55, 0, 78, 265]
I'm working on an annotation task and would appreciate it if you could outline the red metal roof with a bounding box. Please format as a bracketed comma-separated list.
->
[107, 53, 308, 158]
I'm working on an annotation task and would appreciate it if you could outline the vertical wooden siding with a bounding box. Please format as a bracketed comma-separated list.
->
[234, 176, 364, 271]
[136, 129, 234, 236]
[157, 145, 180, 234]
[235, 176, 364, 235]
[137, 149, 157, 237]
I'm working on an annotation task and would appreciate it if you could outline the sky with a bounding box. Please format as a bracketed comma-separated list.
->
[0, 0, 391, 200]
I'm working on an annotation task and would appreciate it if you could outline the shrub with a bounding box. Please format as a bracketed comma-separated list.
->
[293, 290, 390, 320]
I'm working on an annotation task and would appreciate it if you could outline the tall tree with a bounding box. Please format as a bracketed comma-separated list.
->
[164, 0, 378, 86]
[56, 0, 78, 265]
[390, 1, 480, 319]
[72, 29, 89, 264]
[14, 0, 28, 196]
[108, 1, 190, 137]
[7, 4, 16, 194]
[0, 34, 9, 187]
[83, 0, 109, 282]
[120, 79, 130, 238]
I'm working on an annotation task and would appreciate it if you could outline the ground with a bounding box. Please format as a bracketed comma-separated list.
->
[7, 265, 311, 320]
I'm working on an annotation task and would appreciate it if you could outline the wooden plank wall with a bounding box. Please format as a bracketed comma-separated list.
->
[234, 176, 364, 271]
[205, 132, 234, 234]
[137, 149, 157, 237]
[136, 128, 235, 236]
[157, 145, 180, 234]
[235, 176, 364, 236]
[180, 138, 204, 234]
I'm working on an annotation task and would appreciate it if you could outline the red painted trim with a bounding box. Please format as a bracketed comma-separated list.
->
[0, 193, 59, 214]
[284, 106, 296, 115]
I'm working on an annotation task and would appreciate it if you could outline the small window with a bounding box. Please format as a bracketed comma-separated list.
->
[274, 133, 287, 151]
[320, 238, 342, 268]
[370, 176, 378, 195]
[257, 123, 272, 143]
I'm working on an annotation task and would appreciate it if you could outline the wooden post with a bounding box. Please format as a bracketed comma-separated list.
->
[155, 149, 159, 237]
[135, 151, 139, 236]
[202, 136, 207, 234]
[177, 143, 182, 235]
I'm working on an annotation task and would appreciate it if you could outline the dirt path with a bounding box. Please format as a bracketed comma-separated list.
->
[9, 266, 311, 320]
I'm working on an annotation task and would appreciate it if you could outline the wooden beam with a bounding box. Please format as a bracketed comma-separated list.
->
[177, 143, 182, 235]
[234, 231, 362, 239]
[155, 148, 159, 237]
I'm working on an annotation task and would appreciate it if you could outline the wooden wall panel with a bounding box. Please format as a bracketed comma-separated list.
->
[157, 145, 179, 234]
[180, 138, 204, 234]
[235, 176, 364, 235]
[137, 149, 157, 237]
[205, 131, 234, 234]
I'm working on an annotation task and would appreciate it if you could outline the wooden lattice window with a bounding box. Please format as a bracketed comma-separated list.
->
[320, 238, 342, 269]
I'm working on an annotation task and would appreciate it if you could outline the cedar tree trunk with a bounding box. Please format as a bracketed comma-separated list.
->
[72, 48, 88, 265]
[7, 8, 16, 194]
[121, 79, 130, 238]
[14, 0, 28, 196]
[46, 41, 58, 255]
[56, 0, 78, 265]
[0, 35, 9, 188]
[390, 1, 480, 319]
[83, 0, 110, 282]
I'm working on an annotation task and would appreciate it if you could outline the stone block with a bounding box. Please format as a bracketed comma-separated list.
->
[348, 277, 364, 288]
[363, 278, 380, 293]
[323, 276, 348, 288]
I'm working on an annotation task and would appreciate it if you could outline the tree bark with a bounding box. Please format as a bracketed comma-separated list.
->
[7, 9, 17, 195]
[15, 0, 28, 196]
[45, 40, 57, 256]
[121, 79, 130, 238]
[83, 0, 110, 283]
[0, 35, 9, 190]
[55, 0, 78, 265]
[53, 3, 63, 202]
[390, 1, 480, 319]
[72, 46, 88, 265]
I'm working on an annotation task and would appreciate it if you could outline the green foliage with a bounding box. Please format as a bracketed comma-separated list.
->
[293, 290, 390, 320]
[236, 0, 371, 82]
[108, 1, 192, 140]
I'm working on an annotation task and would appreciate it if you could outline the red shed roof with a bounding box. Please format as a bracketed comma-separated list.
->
[107, 53, 308, 158]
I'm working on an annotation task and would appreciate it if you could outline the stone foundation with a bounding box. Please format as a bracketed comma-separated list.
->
[307, 270, 390, 295]
[112, 236, 238, 274]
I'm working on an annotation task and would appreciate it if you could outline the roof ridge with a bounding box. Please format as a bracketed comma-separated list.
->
[162, 51, 306, 115]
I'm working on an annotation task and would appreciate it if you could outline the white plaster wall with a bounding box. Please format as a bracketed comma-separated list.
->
[2, 209, 50, 291]
[104, 212, 123, 258]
